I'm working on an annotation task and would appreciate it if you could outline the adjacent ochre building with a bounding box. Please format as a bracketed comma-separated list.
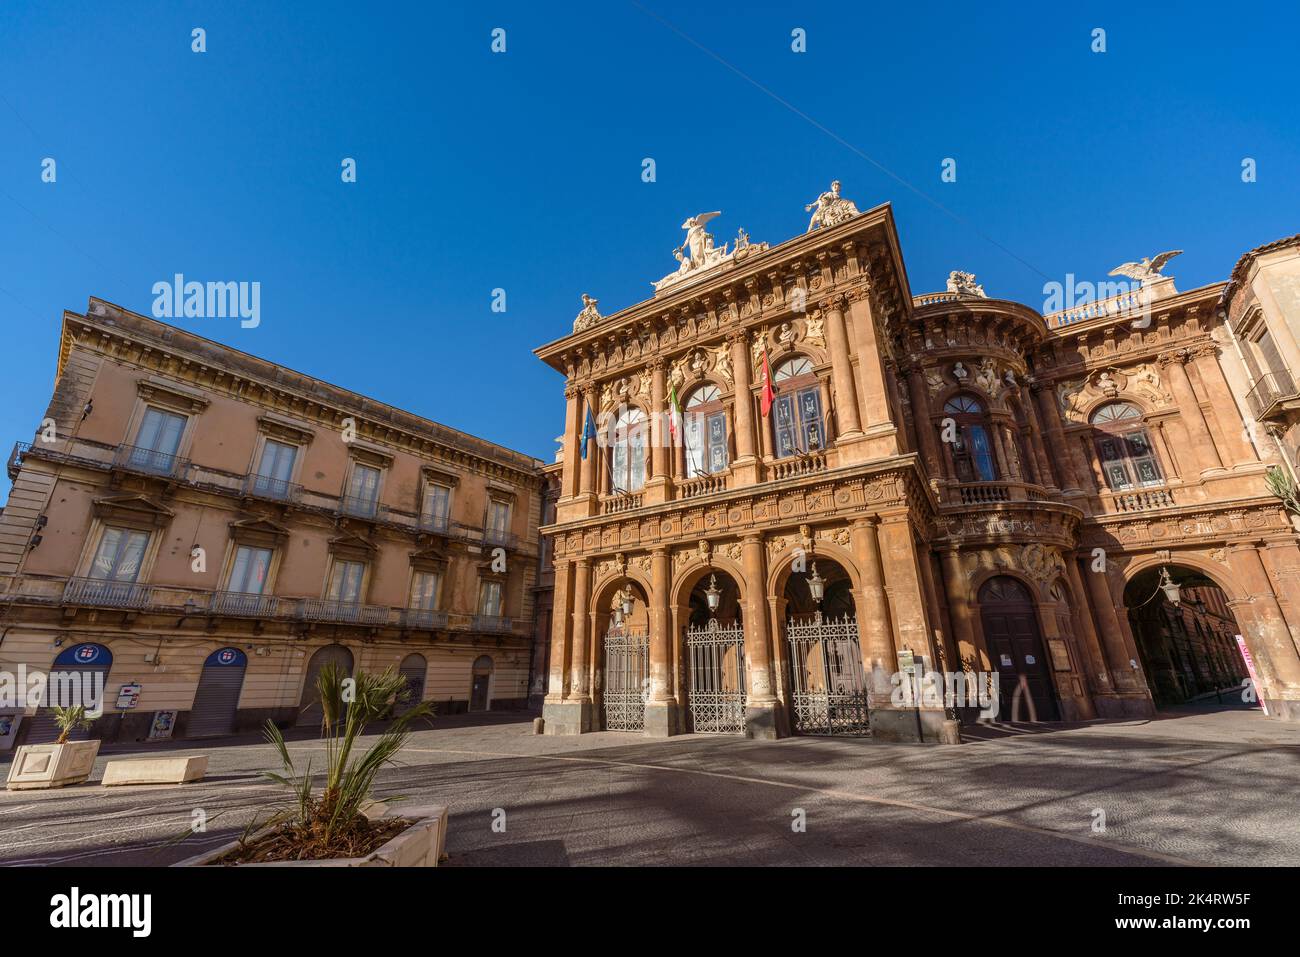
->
[535, 188, 1300, 741]
[0, 300, 545, 744]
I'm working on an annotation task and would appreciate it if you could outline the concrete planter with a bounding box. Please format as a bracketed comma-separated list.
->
[173, 803, 449, 867]
[6, 739, 101, 790]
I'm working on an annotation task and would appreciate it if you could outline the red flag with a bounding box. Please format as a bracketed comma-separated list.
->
[760, 348, 775, 417]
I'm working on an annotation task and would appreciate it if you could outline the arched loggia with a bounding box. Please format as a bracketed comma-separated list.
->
[1124, 564, 1250, 710]
[781, 558, 872, 735]
[679, 567, 747, 734]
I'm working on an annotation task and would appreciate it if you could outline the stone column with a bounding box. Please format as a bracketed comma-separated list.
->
[1033, 383, 1084, 493]
[644, 546, 679, 736]
[875, 515, 946, 741]
[1021, 394, 1056, 490]
[645, 360, 670, 504]
[545, 560, 572, 701]
[565, 558, 593, 731]
[741, 533, 783, 738]
[729, 330, 759, 484]
[904, 363, 942, 478]
[1228, 543, 1300, 720]
[561, 385, 580, 499]
[1191, 343, 1259, 467]
[851, 517, 897, 704]
[1062, 558, 1115, 703]
[939, 546, 982, 669]
[1160, 350, 1225, 476]
[579, 385, 597, 500]
[1080, 559, 1155, 716]
[844, 282, 900, 458]
[821, 295, 863, 440]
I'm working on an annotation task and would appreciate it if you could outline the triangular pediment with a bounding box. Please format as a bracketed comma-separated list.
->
[91, 493, 174, 527]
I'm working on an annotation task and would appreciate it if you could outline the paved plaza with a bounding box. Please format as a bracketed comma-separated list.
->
[2, 703, 1297, 867]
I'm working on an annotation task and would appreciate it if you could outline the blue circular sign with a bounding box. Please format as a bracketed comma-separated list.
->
[205, 647, 247, 667]
[74, 645, 100, 663]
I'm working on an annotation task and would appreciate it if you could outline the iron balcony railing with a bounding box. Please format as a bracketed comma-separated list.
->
[483, 527, 518, 549]
[63, 576, 155, 610]
[418, 512, 451, 534]
[7, 441, 29, 480]
[401, 607, 449, 630]
[335, 495, 388, 521]
[473, 614, 513, 634]
[296, 598, 392, 626]
[1246, 370, 1298, 421]
[112, 443, 189, 479]
[209, 590, 282, 617]
[241, 473, 303, 504]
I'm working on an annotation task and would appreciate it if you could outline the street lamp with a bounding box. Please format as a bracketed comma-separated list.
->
[621, 588, 635, 619]
[705, 574, 721, 617]
[807, 563, 826, 623]
[1157, 566, 1181, 606]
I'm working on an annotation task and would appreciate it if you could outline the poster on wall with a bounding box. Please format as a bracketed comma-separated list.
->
[148, 710, 177, 740]
[1234, 636, 1268, 716]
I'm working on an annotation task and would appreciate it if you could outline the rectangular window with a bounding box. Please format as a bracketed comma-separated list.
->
[488, 500, 511, 534]
[90, 527, 149, 581]
[228, 545, 273, 594]
[410, 570, 441, 610]
[706, 411, 728, 473]
[327, 560, 366, 603]
[422, 482, 452, 528]
[479, 580, 503, 617]
[346, 464, 381, 516]
[254, 439, 297, 496]
[130, 407, 187, 473]
[774, 387, 824, 457]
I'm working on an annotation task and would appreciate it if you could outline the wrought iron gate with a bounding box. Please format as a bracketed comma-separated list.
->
[603, 627, 649, 731]
[686, 619, 747, 734]
[786, 615, 871, 735]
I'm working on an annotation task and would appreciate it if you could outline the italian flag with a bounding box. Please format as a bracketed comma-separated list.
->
[760, 347, 776, 417]
[668, 381, 683, 442]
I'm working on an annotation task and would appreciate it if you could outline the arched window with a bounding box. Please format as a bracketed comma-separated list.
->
[684, 384, 728, 476]
[1090, 402, 1162, 489]
[771, 357, 825, 458]
[609, 406, 646, 493]
[943, 394, 997, 482]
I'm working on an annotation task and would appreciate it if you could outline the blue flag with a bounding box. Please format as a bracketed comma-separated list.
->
[581, 403, 596, 460]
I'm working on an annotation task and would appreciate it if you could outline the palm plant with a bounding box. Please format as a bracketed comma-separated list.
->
[1266, 466, 1300, 518]
[52, 705, 94, 745]
[255, 663, 434, 857]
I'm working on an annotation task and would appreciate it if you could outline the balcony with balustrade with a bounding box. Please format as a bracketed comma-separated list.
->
[400, 607, 449, 631]
[472, 614, 514, 634]
[240, 472, 303, 505]
[335, 495, 389, 522]
[112, 443, 190, 480]
[62, 576, 156, 610]
[1246, 370, 1300, 423]
[294, 598, 393, 626]
[208, 590, 283, 618]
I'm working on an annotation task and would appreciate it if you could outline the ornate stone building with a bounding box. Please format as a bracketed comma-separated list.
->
[0, 300, 544, 744]
[535, 188, 1300, 741]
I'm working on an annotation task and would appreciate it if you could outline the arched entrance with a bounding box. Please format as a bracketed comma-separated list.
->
[296, 643, 353, 725]
[394, 653, 427, 716]
[1124, 565, 1249, 709]
[978, 576, 1059, 721]
[783, 559, 870, 736]
[470, 655, 493, 711]
[599, 580, 649, 732]
[683, 569, 746, 733]
[26, 642, 113, 744]
[188, 647, 248, 738]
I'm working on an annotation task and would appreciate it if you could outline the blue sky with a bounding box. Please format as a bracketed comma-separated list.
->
[1, 1, 1297, 497]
